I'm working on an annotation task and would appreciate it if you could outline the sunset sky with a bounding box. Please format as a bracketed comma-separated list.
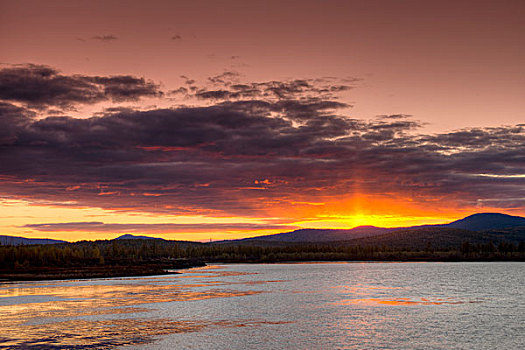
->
[1, 0, 524, 241]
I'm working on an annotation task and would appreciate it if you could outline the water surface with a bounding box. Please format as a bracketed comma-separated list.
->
[1, 262, 523, 349]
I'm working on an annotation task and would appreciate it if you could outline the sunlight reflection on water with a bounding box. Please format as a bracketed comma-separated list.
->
[0, 262, 524, 349]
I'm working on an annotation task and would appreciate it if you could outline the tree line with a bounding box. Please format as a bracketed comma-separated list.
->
[1, 239, 524, 270]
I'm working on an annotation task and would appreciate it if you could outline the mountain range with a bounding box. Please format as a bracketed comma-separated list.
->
[223, 213, 525, 249]
[232, 213, 525, 242]
[1, 213, 524, 246]
[0, 235, 67, 246]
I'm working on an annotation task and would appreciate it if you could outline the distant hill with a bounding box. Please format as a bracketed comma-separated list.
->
[233, 225, 421, 244]
[232, 213, 525, 244]
[341, 226, 525, 250]
[0, 235, 67, 246]
[114, 234, 165, 240]
[445, 213, 525, 231]
[238, 226, 395, 243]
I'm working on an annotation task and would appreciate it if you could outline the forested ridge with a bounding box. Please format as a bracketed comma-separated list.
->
[1, 224, 524, 280]
[1, 237, 524, 271]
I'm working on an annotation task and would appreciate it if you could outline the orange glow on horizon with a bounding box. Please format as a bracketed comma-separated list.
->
[1, 194, 522, 242]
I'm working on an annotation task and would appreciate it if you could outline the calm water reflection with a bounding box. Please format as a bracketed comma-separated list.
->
[0, 262, 523, 349]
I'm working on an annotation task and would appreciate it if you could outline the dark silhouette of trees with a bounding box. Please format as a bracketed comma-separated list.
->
[1, 237, 524, 272]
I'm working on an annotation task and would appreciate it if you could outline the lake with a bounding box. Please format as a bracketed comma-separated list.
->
[0, 262, 523, 349]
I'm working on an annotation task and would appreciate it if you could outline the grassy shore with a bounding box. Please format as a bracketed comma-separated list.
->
[0, 259, 205, 281]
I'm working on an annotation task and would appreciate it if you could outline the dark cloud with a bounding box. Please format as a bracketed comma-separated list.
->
[0, 102, 34, 144]
[192, 76, 354, 103]
[179, 75, 195, 85]
[377, 114, 412, 119]
[87, 75, 162, 102]
[0, 64, 162, 109]
[0, 101, 523, 216]
[92, 35, 118, 41]
[0, 68, 523, 217]
[195, 90, 233, 100]
[23, 222, 291, 233]
[181, 75, 355, 123]
[208, 71, 242, 85]
[171, 34, 182, 40]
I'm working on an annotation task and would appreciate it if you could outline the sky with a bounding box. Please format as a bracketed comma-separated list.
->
[0, 0, 524, 241]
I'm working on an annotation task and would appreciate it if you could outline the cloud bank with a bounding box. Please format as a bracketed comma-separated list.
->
[0, 64, 161, 109]
[23, 222, 291, 234]
[0, 64, 523, 220]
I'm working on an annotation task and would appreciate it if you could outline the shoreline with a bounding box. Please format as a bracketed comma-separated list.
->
[0, 260, 206, 282]
[2, 258, 523, 282]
